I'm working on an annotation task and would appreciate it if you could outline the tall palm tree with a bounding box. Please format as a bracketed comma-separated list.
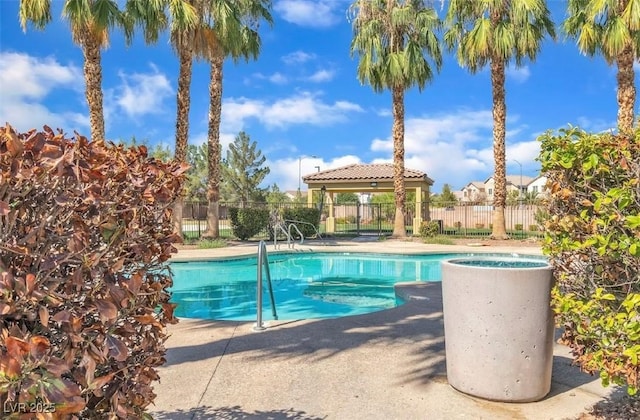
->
[564, 0, 640, 133]
[202, 0, 272, 239]
[20, 0, 126, 142]
[168, 0, 211, 237]
[349, 0, 442, 238]
[444, 0, 555, 239]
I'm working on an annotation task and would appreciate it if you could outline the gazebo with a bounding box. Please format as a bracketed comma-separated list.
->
[302, 163, 434, 234]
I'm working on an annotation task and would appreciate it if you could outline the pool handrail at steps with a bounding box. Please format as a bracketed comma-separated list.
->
[254, 240, 278, 331]
[283, 219, 323, 242]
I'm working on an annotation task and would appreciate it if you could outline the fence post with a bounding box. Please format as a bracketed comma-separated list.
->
[356, 202, 361, 235]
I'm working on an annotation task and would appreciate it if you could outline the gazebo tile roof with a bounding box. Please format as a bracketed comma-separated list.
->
[303, 163, 432, 183]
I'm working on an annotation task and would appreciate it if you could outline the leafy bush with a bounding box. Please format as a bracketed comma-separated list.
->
[282, 207, 320, 238]
[0, 125, 186, 417]
[529, 224, 539, 232]
[539, 126, 640, 395]
[419, 221, 440, 238]
[229, 207, 269, 240]
[514, 223, 523, 231]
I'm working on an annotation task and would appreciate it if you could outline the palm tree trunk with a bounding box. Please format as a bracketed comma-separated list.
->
[204, 52, 223, 238]
[490, 58, 509, 239]
[616, 44, 636, 134]
[391, 84, 407, 238]
[173, 44, 194, 238]
[82, 32, 105, 142]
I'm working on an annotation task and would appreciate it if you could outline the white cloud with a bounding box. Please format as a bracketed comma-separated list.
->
[269, 73, 288, 84]
[274, 0, 346, 28]
[251, 72, 289, 85]
[115, 65, 173, 117]
[0, 51, 87, 133]
[506, 65, 531, 83]
[306, 69, 336, 83]
[375, 108, 392, 117]
[575, 116, 616, 133]
[222, 91, 364, 131]
[369, 109, 540, 191]
[264, 155, 362, 191]
[282, 50, 317, 65]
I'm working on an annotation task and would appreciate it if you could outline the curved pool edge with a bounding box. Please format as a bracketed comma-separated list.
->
[394, 281, 442, 303]
[170, 242, 544, 263]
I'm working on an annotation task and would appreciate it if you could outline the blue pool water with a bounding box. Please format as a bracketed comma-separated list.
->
[169, 252, 543, 321]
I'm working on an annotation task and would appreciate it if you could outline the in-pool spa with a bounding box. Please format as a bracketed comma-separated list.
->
[169, 252, 545, 321]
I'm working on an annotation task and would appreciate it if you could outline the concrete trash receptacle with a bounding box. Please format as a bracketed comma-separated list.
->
[441, 257, 555, 402]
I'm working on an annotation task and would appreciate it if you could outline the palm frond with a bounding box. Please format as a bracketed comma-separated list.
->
[19, 0, 52, 31]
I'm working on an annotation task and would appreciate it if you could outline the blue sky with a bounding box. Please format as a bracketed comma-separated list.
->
[0, 1, 634, 193]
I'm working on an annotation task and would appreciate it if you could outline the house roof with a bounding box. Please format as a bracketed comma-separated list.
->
[303, 163, 433, 185]
[463, 181, 485, 190]
[526, 175, 547, 186]
[484, 175, 535, 186]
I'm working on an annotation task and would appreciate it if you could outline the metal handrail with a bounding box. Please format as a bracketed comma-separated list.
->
[273, 222, 291, 250]
[254, 240, 277, 331]
[283, 219, 323, 240]
[287, 223, 304, 247]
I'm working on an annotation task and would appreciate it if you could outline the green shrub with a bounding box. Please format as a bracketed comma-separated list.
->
[282, 207, 320, 238]
[229, 207, 269, 240]
[419, 221, 440, 238]
[0, 125, 186, 417]
[514, 223, 523, 231]
[539, 126, 640, 395]
[529, 224, 539, 232]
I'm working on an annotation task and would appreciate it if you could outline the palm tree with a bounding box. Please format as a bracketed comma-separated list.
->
[202, 0, 272, 239]
[444, 0, 555, 239]
[349, 0, 442, 238]
[167, 0, 213, 238]
[19, 0, 127, 142]
[564, 0, 640, 133]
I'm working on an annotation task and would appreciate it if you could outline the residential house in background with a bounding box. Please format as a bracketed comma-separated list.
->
[460, 181, 486, 203]
[484, 175, 534, 202]
[526, 175, 548, 198]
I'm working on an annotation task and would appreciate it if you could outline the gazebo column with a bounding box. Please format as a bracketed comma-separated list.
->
[413, 186, 423, 235]
[307, 188, 314, 206]
[326, 192, 335, 233]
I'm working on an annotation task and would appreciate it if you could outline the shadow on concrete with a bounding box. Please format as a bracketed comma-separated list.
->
[164, 282, 447, 385]
[546, 355, 599, 399]
[153, 405, 326, 420]
[587, 388, 639, 419]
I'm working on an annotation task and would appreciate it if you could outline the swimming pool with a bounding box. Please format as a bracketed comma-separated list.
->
[169, 252, 542, 321]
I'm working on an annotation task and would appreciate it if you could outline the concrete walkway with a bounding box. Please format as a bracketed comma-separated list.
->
[150, 240, 620, 419]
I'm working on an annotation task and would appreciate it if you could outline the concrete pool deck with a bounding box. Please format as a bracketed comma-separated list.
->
[150, 239, 622, 419]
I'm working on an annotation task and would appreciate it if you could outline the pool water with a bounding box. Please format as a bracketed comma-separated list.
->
[169, 252, 543, 321]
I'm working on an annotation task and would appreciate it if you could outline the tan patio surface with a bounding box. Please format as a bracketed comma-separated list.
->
[149, 239, 623, 420]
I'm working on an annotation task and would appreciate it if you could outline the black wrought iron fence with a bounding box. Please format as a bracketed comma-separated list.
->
[429, 201, 546, 238]
[181, 201, 546, 240]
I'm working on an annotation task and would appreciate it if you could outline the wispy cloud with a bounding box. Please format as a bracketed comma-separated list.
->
[282, 50, 317, 65]
[306, 69, 336, 83]
[251, 72, 289, 85]
[115, 64, 173, 117]
[222, 91, 364, 131]
[0, 51, 87, 133]
[274, 0, 347, 28]
[369, 109, 539, 190]
[506, 65, 531, 83]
